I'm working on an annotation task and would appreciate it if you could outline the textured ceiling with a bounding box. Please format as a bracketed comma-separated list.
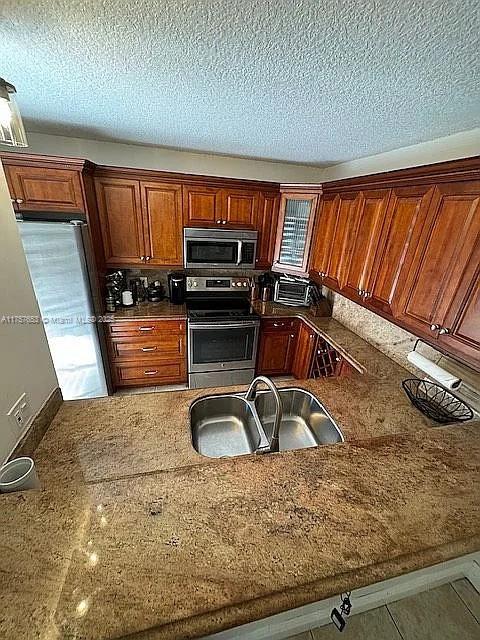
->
[1, 0, 479, 165]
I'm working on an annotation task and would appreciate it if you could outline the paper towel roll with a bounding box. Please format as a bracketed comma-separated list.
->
[407, 351, 462, 390]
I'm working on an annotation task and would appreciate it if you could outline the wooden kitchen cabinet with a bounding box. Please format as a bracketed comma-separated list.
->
[4, 164, 85, 213]
[321, 191, 359, 291]
[365, 185, 434, 316]
[342, 189, 391, 300]
[256, 319, 298, 376]
[182, 184, 223, 227]
[222, 188, 258, 228]
[255, 192, 280, 268]
[141, 181, 183, 267]
[291, 321, 317, 379]
[309, 193, 339, 280]
[395, 181, 480, 344]
[107, 319, 187, 388]
[95, 177, 145, 267]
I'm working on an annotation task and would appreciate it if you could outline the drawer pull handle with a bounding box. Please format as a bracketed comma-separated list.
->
[144, 370, 158, 375]
[141, 346, 157, 352]
[139, 326, 154, 331]
[273, 322, 284, 327]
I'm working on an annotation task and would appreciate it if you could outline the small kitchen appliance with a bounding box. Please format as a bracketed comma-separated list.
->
[183, 228, 257, 269]
[274, 275, 312, 307]
[186, 276, 260, 389]
[168, 272, 186, 305]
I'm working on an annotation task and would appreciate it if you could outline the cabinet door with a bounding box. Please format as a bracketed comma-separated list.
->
[255, 192, 280, 269]
[396, 181, 480, 340]
[273, 192, 319, 276]
[342, 189, 391, 300]
[5, 165, 85, 212]
[95, 177, 145, 267]
[141, 182, 183, 267]
[222, 188, 258, 228]
[366, 185, 434, 316]
[257, 327, 297, 375]
[438, 252, 480, 369]
[182, 185, 223, 227]
[309, 194, 339, 281]
[322, 192, 359, 291]
[292, 322, 317, 379]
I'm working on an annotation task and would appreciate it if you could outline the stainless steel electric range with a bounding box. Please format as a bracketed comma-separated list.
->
[186, 276, 260, 389]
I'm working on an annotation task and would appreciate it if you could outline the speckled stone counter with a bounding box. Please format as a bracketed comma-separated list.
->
[1, 312, 479, 640]
[107, 300, 187, 320]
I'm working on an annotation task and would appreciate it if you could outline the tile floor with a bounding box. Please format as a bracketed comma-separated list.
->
[286, 579, 480, 640]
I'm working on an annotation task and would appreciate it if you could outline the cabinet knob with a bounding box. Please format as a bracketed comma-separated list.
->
[358, 289, 364, 296]
[16, 198, 24, 204]
[145, 256, 151, 261]
[439, 327, 450, 335]
[216, 220, 221, 224]
[222, 220, 227, 225]
[310, 334, 315, 339]
[430, 324, 441, 331]
[140, 256, 145, 261]
[290, 334, 295, 338]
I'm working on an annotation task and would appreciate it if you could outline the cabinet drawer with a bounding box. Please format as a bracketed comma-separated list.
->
[108, 320, 185, 338]
[113, 361, 186, 387]
[261, 318, 298, 332]
[109, 336, 185, 361]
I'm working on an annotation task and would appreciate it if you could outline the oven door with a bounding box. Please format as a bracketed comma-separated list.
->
[184, 238, 242, 268]
[188, 321, 260, 373]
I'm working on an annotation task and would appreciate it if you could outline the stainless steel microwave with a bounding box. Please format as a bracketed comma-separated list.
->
[183, 228, 257, 269]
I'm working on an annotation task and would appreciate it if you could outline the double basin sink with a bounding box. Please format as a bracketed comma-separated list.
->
[191, 386, 343, 458]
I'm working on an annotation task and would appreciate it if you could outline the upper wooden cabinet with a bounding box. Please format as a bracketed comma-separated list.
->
[141, 182, 183, 266]
[223, 188, 258, 228]
[182, 185, 259, 229]
[395, 181, 480, 345]
[95, 176, 184, 268]
[256, 192, 280, 269]
[273, 191, 319, 277]
[182, 185, 223, 227]
[342, 189, 391, 300]
[4, 163, 85, 213]
[366, 185, 434, 316]
[95, 177, 146, 267]
[310, 193, 338, 278]
[321, 191, 359, 291]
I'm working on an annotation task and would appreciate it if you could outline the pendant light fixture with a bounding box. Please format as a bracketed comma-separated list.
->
[0, 78, 28, 147]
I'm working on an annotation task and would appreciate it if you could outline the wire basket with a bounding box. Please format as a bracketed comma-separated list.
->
[402, 378, 474, 424]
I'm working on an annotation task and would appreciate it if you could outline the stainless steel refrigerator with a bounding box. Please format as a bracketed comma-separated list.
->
[18, 220, 108, 400]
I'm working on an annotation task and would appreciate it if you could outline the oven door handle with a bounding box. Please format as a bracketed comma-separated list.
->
[189, 321, 259, 330]
[236, 240, 243, 265]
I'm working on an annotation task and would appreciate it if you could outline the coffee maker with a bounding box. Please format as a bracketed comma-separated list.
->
[168, 272, 186, 305]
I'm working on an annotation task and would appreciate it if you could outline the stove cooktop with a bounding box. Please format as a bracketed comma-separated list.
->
[186, 297, 259, 322]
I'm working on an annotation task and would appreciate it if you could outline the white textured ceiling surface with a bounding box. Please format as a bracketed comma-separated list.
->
[1, 0, 479, 164]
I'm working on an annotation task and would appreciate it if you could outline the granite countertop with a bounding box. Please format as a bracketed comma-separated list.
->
[1, 309, 479, 640]
[106, 300, 187, 320]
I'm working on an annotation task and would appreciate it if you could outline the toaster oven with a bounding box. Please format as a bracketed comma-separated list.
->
[273, 275, 312, 307]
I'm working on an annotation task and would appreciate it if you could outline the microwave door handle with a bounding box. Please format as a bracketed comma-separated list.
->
[236, 240, 243, 265]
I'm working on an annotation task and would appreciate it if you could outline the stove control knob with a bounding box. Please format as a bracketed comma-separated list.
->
[243, 282, 248, 287]
[232, 282, 236, 287]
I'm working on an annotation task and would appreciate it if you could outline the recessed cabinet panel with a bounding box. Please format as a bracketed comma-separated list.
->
[367, 186, 434, 316]
[256, 192, 280, 269]
[223, 189, 258, 228]
[141, 182, 183, 266]
[5, 165, 85, 212]
[396, 182, 480, 338]
[182, 185, 221, 226]
[342, 189, 391, 299]
[291, 322, 317, 379]
[322, 192, 359, 291]
[95, 177, 145, 266]
[310, 194, 339, 279]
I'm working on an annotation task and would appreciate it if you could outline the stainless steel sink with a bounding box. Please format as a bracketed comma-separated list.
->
[190, 388, 343, 458]
[191, 395, 260, 457]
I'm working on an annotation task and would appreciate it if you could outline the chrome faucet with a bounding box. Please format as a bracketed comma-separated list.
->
[245, 376, 283, 453]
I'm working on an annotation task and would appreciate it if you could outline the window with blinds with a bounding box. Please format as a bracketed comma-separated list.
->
[278, 198, 312, 267]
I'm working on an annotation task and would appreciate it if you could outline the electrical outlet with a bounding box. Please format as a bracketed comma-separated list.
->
[7, 393, 32, 433]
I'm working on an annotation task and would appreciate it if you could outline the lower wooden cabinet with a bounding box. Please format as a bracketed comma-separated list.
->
[107, 319, 187, 388]
[256, 319, 298, 375]
[291, 321, 317, 379]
